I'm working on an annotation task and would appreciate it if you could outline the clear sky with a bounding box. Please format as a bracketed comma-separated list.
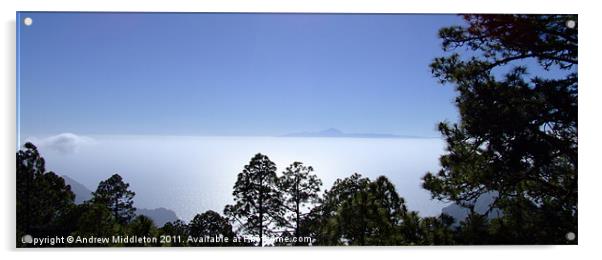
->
[18, 13, 465, 137]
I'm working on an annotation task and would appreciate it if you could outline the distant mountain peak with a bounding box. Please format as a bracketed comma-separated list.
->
[319, 128, 343, 135]
[62, 175, 93, 204]
[442, 191, 503, 226]
[281, 128, 419, 139]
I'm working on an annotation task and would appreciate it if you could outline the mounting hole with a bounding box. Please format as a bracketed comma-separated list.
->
[23, 17, 33, 26]
[566, 20, 576, 29]
[21, 234, 33, 243]
[566, 232, 576, 241]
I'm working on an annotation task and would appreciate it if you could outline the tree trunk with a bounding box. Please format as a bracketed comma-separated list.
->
[258, 170, 264, 247]
[295, 176, 300, 245]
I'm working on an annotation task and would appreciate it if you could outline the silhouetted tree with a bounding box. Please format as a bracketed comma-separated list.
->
[72, 202, 119, 246]
[128, 215, 159, 246]
[129, 215, 157, 236]
[364, 176, 407, 245]
[92, 174, 136, 224]
[160, 219, 189, 247]
[314, 173, 370, 245]
[273, 230, 295, 246]
[419, 214, 455, 245]
[278, 162, 322, 244]
[400, 211, 423, 245]
[16, 142, 75, 243]
[294, 204, 326, 245]
[456, 212, 490, 245]
[189, 210, 236, 246]
[224, 153, 285, 246]
[423, 14, 577, 244]
[313, 174, 407, 245]
[335, 176, 407, 245]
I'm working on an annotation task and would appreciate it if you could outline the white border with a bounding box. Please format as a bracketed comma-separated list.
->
[2, 1, 600, 260]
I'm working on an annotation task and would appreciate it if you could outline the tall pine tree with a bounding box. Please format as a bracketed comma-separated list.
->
[278, 162, 322, 244]
[224, 153, 284, 246]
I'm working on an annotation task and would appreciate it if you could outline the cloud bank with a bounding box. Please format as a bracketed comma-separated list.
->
[25, 133, 95, 154]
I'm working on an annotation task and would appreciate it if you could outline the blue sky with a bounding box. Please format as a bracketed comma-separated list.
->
[18, 13, 465, 137]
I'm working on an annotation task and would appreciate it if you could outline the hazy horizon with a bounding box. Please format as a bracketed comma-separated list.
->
[24, 133, 449, 221]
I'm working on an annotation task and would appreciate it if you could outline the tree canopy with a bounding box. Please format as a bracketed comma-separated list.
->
[189, 210, 236, 246]
[423, 14, 577, 244]
[278, 162, 322, 242]
[17, 142, 75, 238]
[224, 153, 285, 246]
[92, 174, 137, 225]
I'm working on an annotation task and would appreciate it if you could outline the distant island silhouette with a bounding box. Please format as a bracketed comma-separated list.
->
[281, 128, 436, 139]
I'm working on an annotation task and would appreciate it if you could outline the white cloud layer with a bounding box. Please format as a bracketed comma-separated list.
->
[25, 133, 95, 154]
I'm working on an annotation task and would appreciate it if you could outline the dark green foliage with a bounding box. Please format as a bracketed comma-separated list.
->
[293, 203, 328, 245]
[16, 138, 578, 246]
[312, 173, 370, 245]
[399, 211, 423, 245]
[364, 176, 407, 244]
[92, 174, 137, 224]
[72, 202, 120, 246]
[397, 211, 456, 245]
[161, 219, 189, 237]
[455, 212, 490, 245]
[160, 220, 189, 246]
[419, 214, 455, 245]
[278, 162, 322, 244]
[224, 153, 285, 246]
[312, 174, 407, 245]
[189, 210, 237, 246]
[423, 14, 577, 244]
[16, 142, 75, 244]
[129, 215, 157, 237]
[128, 215, 159, 246]
[334, 187, 372, 245]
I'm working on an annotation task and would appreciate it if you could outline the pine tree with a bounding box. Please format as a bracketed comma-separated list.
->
[189, 210, 236, 246]
[224, 153, 284, 246]
[278, 162, 322, 244]
[423, 14, 577, 244]
[16, 142, 75, 241]
[92, 174, 136, 224]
